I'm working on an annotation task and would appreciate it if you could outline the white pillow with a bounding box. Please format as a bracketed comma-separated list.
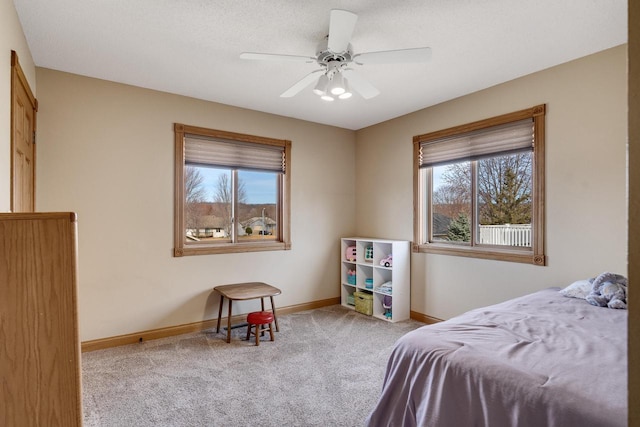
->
[559, 279, 592, 299]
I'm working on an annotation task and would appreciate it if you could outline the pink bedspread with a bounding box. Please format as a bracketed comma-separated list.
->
[366, 288, 627, 427]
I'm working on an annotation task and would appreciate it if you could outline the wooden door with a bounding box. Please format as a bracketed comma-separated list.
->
[11, 50, 38, 212]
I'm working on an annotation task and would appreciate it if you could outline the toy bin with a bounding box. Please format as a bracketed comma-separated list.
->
[354, 291, 373, 316]
[346, 294, 355, 306]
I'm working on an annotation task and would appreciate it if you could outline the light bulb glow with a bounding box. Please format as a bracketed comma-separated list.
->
[338, 79, 352, 99]
[312, 74, 329, 96]
[328, 72, 346, 95]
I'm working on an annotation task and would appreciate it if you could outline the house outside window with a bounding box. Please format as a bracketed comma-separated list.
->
[413, 105, 546, 265]
[174, 124, 291, 256]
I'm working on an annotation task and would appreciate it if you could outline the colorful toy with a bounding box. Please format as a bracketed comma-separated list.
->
[365, 278, 373, 289]
[347, 269, 356, 285]
[380, 254, 393, 267]
[383, 295, 393, 319]
[365, 246, 373, 261]
[345, 246, 357, 262]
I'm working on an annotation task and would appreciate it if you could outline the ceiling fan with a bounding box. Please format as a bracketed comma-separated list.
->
[240, 9, 432, 101]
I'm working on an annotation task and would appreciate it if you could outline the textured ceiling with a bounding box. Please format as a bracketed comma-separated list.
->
[13, 0, 627, 130]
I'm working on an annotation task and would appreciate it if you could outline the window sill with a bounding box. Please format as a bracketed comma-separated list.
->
[174, 241, 291, 257]
[413, 242, 545, 266]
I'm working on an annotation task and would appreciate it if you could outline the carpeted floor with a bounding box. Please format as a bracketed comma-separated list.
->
[82, 305, 424, 427]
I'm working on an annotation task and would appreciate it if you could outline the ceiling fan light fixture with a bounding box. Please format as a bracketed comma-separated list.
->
[312, 74, 329, 96]
[338, 80, 352, 99]
[320, 94, 335, 101]
[328, 71, 346, 95]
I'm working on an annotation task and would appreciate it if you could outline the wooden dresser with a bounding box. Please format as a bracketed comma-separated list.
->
[0, 212, 83, 426]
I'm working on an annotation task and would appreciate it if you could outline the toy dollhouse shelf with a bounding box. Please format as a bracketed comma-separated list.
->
[340, 237, 410, 322]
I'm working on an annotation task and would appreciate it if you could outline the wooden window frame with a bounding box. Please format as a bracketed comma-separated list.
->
[174, 123, 291, 256]
[413, 105, 546, 265]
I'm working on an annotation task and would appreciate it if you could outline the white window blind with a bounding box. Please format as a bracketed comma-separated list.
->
[419, 118, 534, 168]
[184, 134, 285, 173]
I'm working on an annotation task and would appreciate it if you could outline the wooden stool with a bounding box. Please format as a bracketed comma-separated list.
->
[246, 311, 275, 346]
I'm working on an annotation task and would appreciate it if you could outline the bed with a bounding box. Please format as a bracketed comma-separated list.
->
[365, 288, 628, 427]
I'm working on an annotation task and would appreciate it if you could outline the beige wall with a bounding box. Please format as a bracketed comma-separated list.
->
[35, 46, 629, 340]
[35, 69, 356, 341]
[0, 0, 36, 211]
[356, 45, 628, 320]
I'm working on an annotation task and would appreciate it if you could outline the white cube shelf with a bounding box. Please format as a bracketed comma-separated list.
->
[340, 237, 410, 322]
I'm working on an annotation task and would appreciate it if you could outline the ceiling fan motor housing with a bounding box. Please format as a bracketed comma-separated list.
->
[316, 37, 353, 74]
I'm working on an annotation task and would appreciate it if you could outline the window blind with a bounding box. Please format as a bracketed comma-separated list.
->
[419, 118, 534, 168]
[184, 134, 285, 173]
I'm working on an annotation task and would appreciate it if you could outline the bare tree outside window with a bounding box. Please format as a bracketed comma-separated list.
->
[186, 166, 207, 203]
[214, 173, 247, 237]
[214, 173, 247, 204]
[433, 162, 471, 221]
[185, 166, 207, 236]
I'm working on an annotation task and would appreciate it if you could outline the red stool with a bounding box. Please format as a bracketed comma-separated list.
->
[246, 311, 275, 346]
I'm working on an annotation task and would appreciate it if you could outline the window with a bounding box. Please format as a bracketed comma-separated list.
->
[174, 124, 291, 256]
[413, 105, 546, 265]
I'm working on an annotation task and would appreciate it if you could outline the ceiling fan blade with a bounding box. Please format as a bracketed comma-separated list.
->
[280, 69, 324, 98]
[342, 69, 380, 99]
[240, 52, 316, 63]
[328, 9, 358, 53]
[353, 47, 432, 65]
